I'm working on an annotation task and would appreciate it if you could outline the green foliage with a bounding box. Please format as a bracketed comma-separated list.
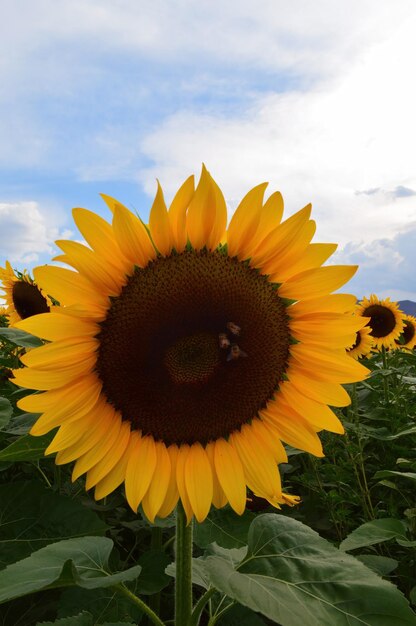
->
[204, 514, 416, 625]
[1, 319, 416, 624]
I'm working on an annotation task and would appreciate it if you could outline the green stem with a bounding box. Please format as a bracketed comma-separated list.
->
[175, 501, 193, 626]
[381, 346, 389, 403]
[189, 588, 216, 626]
[114, 583, 165, 626]
[148, 526, 163, 622]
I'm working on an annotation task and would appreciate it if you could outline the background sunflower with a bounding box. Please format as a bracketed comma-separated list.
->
[13, 167, 369, 523]
[356, 294, 405, 350]
[0, 262, 51, 326]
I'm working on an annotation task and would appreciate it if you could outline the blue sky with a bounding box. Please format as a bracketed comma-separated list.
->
[1, 0, 416, 301]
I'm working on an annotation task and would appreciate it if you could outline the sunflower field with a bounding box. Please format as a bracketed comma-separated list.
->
[0, 170, 415, 626]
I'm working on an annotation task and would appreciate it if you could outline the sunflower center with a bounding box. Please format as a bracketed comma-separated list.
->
[12, 281, 50, 320]
[164, 332, 220, 385]
[96, 250, 290, 446]
[349, 331, 361, 351]
[397, 320, 415, 345]
[363, 304, 396, 338]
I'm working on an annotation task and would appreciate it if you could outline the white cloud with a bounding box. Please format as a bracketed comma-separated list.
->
[0, 201, 66, 264]
[138, 8, 416, 248]
[335, 224, 416, 300]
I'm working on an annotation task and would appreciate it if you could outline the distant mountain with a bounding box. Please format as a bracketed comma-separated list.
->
[398, 300, 416, 316]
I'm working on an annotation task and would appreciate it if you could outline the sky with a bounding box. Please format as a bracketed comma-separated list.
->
[1, 0, 416, 302]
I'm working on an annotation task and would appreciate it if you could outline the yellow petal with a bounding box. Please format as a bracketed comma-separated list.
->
[125, 434, 157, 512]
[290, 345, 369, 383]
[227, 183, 268, 258]
[141, 441, 171, 523]
[214, 438, 246, 515]
[278, 265, 358, 300]
[205, 441, 227, 509]
[20, 337, 98, 369]
[112, 205, 156, 268]
[206, 176, 228, 250]
[275, 243, 338, 281]
[289, 294, 357, 316]
[149, 181, 174, 256]
[176, 444, 194, 523]
[230, 424, 282, 499]
[94, 432, 139, 500]
[13, 354, 96, 390]
[72, 208, 130, 274]
[45, 411, 96, 455]
[34, 391, 99, 437]
[250, 204, 311, 266]
[288, 365, 351, 406]
[33, 266, 108, 310]
[168, 176, 195, 252]
[186, 165, 216, 250]
[56, 240, 123, 295]
[85, 421, 131, 490]
[157, 444, 180, 518]
[15, 312, 98, 342]
[54, 397, 113, 464]
[184, 442, 213, 523]
[72, 413, 122, 481]
[244, 191, 284, 258]
[19, 373, 101, 417]
[274, 384, 344, 433]
[263, 220, 316, 277]
[261, 407, 324, 457]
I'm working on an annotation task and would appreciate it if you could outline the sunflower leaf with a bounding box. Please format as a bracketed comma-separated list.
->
[193, 507, 255, 549]
[0, 537, 142, 604]
[0, 327, 44, 347]
[0, 396, 13, 429]
[0, 430, 54, 461]
[0, 481, 108, 568]
[339, 518, 408, 552]
[204, 514, 416, 626]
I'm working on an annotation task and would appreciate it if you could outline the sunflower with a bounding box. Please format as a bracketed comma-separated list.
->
[0, 262, 51, 326]
[0, 306, 9, 327]
[395, 314, 416, 350]
[346, 324, 373, 359]
[13, 167, 369, 523]
[356, 295, 405, 350]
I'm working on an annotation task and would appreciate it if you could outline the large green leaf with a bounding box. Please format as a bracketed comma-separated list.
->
[57, 587, 142, 624]
[2, 411, 39, 435]
[204, 514, 416, 626]
[0, 481, 108, 568]
[37, 612, 137, 626]
[0, 536, 142, 604]
[193, 507, 255, 549]
[339, 518, 408, 552]
[375, 470, 416, 483]
[133, 550, 171, 595]
[0, 431, 54, 461]
[0, 327, 44, 347]
[0, 397, 12, 429]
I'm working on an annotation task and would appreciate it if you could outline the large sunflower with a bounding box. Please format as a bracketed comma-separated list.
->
[13, 167, 369, 523]
[0, 262, 51, 326]
[395, 314, 416, 350]
[356, 295, 405, 350]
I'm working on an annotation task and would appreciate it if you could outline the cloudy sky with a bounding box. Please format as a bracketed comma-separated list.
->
[1, 0, 416, 301]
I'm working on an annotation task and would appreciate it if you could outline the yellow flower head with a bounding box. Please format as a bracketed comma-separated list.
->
[395, 314, 416, 350]
[0, 262, 51, 327]
[356, 295, 405, 350]
[13, 167, 369, 523]
[346, 323, 374, 360]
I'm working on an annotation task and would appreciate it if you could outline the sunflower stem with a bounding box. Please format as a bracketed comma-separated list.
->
[189, 588, 216, 626]
[381, 346, 389, 403]
[175, 501, 193, 626]
[114, 583, 165, 626]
